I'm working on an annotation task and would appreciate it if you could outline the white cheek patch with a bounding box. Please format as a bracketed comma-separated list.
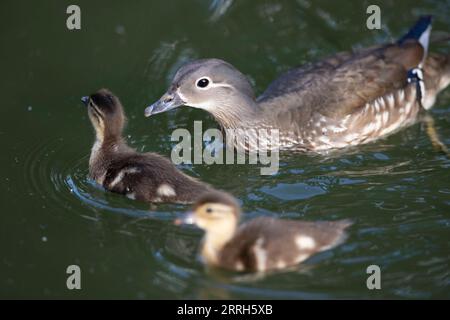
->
[208, 82, 234, 89]
[176, 89, 187, 103]
[179, 81, 235, 111]
[194, 76, 234, 91]
[177, 89, 211, 110]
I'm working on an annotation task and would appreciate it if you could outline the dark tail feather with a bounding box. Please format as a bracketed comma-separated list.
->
[398, 16, 433, 67]
[398, 16, 433, 44]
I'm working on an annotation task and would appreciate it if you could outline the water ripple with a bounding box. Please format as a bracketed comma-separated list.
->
[22, 136, 177, 220]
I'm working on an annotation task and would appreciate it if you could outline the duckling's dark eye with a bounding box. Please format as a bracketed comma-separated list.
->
[196, 78, 210, 88]
[206, 207, 213, 214]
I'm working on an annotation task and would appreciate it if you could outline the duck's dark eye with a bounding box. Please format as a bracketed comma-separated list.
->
[196, 78, 210, 88]
[206, 207, 213, 214]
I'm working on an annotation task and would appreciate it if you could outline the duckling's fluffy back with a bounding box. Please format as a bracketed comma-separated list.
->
[97, 151, 211, 204]
[218, 217, 351, 272]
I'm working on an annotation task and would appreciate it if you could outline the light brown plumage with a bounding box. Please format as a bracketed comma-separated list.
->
[177, 190, 351, 272]
[146, 17, 450, 152]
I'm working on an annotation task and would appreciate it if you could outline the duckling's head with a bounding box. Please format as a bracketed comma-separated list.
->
[176, 190, 241, 237]
[145, 59, 256, 124]
[82, 88, 126, 141]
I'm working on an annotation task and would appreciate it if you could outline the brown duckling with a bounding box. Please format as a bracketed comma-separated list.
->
[82, 88, 210, 204]
[176, 191, 352, 272]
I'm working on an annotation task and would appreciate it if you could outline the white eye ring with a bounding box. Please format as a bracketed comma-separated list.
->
[195, 77, 212, 89]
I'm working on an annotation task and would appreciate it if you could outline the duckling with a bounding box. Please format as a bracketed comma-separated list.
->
[176, 191, 351, 272]
[146, 16, 450, 152]
[82, 88, 211, 203]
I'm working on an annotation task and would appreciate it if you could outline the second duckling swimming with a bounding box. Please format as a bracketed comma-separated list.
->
[82, 88, 210, 204]
[176, 191, 352, 272]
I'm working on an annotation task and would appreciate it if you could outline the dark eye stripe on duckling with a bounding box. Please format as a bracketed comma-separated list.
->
[219, 218, 351, 272]
[91, 93, 115, 113]
[89, 101, 104, 119]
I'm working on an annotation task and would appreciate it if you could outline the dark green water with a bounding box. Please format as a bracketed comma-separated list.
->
[1, 0, 449, 299]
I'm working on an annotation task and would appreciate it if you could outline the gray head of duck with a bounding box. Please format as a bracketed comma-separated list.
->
[175, 190, 242, 241]
[82, 88, 126, 141]
[145, 59, 258, 126]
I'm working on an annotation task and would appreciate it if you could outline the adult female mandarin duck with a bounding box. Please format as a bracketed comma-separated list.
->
[146, 17, 450, 152]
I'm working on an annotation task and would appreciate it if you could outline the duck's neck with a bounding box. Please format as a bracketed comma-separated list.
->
[208, 97, 261, 130]
[207, 98, 280, 152]
[201, 224, 237, 266]
[89, 128, 128, 168]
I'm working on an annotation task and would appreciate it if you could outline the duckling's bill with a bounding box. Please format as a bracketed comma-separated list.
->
[81, 96, 90, 106]
[174, 211, 196, 225]
[145, 92, 185, 117]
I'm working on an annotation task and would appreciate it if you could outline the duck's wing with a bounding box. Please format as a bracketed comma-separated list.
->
[258, 42, 424, 119]
[258, 17, 449, 123]
[219, 217, 351, 272]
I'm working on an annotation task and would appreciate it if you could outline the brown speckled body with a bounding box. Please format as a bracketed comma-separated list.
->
[252, 45, 449, 151]
[147, 17, 450, 152]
